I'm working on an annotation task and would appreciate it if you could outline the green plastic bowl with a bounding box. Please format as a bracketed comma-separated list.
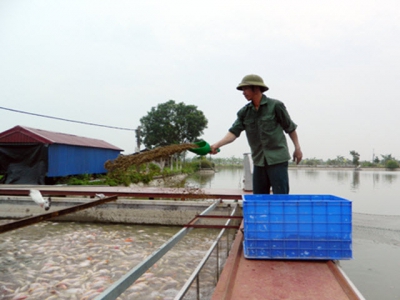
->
[188, 141, 219, 156]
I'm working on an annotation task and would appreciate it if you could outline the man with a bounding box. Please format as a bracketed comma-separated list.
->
[210, 74, 302, 194]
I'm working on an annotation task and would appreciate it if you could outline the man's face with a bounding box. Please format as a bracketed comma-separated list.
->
[241, 86, 257, 101]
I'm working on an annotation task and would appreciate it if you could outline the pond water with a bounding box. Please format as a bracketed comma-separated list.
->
[1, 168, 399, 299]
[185, 167, 400, 300]
[186, 167, 400, 216]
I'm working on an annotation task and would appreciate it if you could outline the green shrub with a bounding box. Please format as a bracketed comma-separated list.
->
[56, 158, 202, 187]
[199, 160, 214, 169]
[181, 163, 197, 174]
[140, 173, 153, 184]
[64, 174, 91, 185]
[386, 160, 399, 170]
[361, 161, 376, 167]
[104, 177, 119, 186]
[190, 158, 214, 171]
[148, 163, 161, 172]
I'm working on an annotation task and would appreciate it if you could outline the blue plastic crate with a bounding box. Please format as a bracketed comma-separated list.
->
[242, 194, 352, 260]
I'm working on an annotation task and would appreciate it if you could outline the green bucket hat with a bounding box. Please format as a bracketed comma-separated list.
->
[236, 74, 269, 92]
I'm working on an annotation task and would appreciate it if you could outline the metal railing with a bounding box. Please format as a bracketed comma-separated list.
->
[174, 204, 240, 300]
[0, 195, 119, 234]
[94, 200, 221, 300]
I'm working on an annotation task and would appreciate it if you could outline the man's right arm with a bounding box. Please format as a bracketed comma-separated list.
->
[210, 132, 237, 154]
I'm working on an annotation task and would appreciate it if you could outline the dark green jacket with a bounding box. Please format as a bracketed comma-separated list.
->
[229, 95, 297, 166]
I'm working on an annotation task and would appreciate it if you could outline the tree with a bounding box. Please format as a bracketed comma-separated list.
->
[140, 100, 208, 149]
[349, 150, 360, 167]
[380, 154, 399, 169]
[380, 154, 394, 165]
[301, 157, 322, 166]
[386, 160, 399, 170]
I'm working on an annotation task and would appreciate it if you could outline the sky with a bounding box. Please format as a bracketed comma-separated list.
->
[1, 0, 399, 161]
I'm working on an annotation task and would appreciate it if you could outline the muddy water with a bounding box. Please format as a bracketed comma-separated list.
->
[0, 221, 228, 300]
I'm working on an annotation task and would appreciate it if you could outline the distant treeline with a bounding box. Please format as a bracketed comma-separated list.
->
[190, 153, 399, 170]
[189, 156, 243, 167]
[293, 153, 399, 169]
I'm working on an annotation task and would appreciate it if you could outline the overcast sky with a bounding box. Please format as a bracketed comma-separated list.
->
[1, 0, 399, 161]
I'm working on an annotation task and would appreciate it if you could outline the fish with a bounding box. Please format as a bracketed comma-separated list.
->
[29, 189, 51, 211]
[0, 223, 223, 300]
[10, 292, 28, 300]
[79, 260, 91, 268]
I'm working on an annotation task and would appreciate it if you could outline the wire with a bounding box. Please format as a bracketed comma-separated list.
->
[0, 106, 136, 131]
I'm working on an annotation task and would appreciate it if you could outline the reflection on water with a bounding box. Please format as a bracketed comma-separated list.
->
[382, 172, 397, 184]
[183, 171, 215, 188]
[351, 171, 360, 191]
[184, 168, 244, 190]
[326, 170, 350, 184]
[303, 170, 319, 179]
[290, 169, 400, 216]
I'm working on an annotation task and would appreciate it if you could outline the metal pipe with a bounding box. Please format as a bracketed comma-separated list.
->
[174, 204, 240, 300]
[0, 187, 244, 200]
[196, 275, 200, 300]
[216, 241, 220, 282]
[0, 195, 118, 234]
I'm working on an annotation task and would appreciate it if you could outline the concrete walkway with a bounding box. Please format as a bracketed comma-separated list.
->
[212, 223, 364, 300]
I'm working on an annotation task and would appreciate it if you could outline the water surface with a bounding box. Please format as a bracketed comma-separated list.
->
[186, 167, 400, 299]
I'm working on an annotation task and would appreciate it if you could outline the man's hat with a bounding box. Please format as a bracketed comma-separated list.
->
[236, 74, 269, 92]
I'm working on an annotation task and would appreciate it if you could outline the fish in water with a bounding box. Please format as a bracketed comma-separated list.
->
[29, 189, 51, 211]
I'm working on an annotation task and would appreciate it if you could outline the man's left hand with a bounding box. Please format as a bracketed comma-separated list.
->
[293, 148, 303, 164]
